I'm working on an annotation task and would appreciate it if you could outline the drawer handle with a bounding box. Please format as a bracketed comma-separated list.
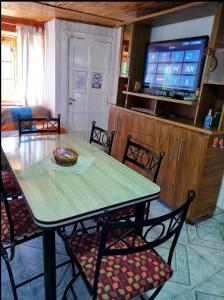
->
[136, 130, 150, 135]
[114, 117, 120, 132]
[177, 139, 184, 162]
[171, 138, 177, 159]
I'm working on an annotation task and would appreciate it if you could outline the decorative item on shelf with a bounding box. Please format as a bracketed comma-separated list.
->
[213, 137, 219, 148]
[123, 83, 128, 90]
[212, 109, 222, 128]
[121, 62, 128, 76]
[133, 81, 142, 92]
[219, 138, 224, 149]
[53, 147, 79, 167]
[209, 48, 218, 72]
[204, 109, 213, 129]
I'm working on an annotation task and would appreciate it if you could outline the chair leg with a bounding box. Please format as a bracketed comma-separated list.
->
[146, 285, 163, 300]
[145, 202, 151, 220]
[2, 256, 18, 300]
[62, 273, 80, 300]
[71, 223, 78, 236]
[96, 222, 101, 232]
[80, 221, 88, 234]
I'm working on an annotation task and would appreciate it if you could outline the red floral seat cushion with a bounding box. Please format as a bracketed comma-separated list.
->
[2, 170, 21, 196]
[68, 231, 173, 300]
[1, 199, 40, 243]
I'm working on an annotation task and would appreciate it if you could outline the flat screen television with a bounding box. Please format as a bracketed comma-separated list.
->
[142, 36, 209, 98]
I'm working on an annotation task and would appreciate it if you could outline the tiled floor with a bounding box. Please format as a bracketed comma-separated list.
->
[1, 200, 224, 300]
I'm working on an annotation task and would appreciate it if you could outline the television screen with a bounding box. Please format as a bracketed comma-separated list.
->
[142, 36, 208, 95]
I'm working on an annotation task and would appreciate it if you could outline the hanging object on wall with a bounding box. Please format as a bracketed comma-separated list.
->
[91, 72, 103, 89]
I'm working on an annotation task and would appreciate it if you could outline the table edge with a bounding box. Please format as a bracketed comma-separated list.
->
[31, 192, 160, 229]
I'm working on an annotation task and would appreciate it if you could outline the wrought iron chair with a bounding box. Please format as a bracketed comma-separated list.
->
[18, 113, 61, 136]
[95, 135, 165, 228]
[1, 148, 22, 199]
[1, 172, 43, 300]
[1, 159, 71, 299]
[89, 121, 115, 155]
[60, 190, 195, 300]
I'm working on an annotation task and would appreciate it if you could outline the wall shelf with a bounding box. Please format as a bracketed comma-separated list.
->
[123, 91, 198, 106]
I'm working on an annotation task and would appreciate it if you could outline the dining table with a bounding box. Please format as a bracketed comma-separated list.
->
[1, 133, 160, 300]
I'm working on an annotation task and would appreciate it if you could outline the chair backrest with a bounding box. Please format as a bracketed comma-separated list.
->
[19, 114, 61, 136]
[122, 135, 165, 182]
[1, 171, 16, 259]
[89, 121, 115, 155]
[93, 190, 195, 293]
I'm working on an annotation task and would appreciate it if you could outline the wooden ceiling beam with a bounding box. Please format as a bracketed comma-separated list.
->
[115, 1, 213, 27]
[37, 1, 121, 22]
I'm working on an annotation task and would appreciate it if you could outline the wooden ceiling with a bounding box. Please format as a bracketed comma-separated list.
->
[1, 1, 218, 28]
[1, 1, 192, 28]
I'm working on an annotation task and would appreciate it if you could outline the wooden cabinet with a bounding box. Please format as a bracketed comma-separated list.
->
[110, 2, 224, 221]
[108, 106, 132, 161]
[108, 105, 224, 221]
[116, 2, 224, 132]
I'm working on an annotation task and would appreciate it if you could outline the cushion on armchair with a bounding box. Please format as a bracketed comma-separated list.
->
[1, 106, 51, 131]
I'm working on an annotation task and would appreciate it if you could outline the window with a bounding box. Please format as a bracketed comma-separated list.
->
[1, 31, 21, 105]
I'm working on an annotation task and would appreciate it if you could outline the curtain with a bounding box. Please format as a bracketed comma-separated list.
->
[16, 24, 46, 106]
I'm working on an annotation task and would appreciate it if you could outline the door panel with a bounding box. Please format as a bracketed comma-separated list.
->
[68, 37, 111, 137]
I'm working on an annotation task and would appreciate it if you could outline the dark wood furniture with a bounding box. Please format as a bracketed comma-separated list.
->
[109, 2, 224, 222]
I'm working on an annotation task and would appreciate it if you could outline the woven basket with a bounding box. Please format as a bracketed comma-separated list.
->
[53, 147, 79, 167]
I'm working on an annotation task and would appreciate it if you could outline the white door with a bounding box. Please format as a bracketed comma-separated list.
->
[68, 36, 112, 139]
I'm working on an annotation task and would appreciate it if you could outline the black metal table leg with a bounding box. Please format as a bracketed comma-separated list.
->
[43, 229, 56, 300]
[135, 203, 147, 235]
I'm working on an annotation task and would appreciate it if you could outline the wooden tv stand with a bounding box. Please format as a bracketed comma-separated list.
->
[111, 2, 224, 221]
[108, 105, 224, 221]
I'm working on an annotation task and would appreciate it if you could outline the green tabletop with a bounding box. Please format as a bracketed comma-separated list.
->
[1, 134, 160, 227]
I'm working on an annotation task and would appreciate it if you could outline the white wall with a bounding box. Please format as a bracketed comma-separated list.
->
[150, 15, 214, 42]
[45, 20, 56, 116]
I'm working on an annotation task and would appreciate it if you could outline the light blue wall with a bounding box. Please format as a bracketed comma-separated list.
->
[150, 16, 214, 42]
[149, 16, 224, 209]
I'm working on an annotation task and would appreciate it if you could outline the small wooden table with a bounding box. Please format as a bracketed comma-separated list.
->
[1, 134, 160, 300]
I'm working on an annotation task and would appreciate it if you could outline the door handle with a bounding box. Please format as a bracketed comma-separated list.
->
[69, 98, 77, 105]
